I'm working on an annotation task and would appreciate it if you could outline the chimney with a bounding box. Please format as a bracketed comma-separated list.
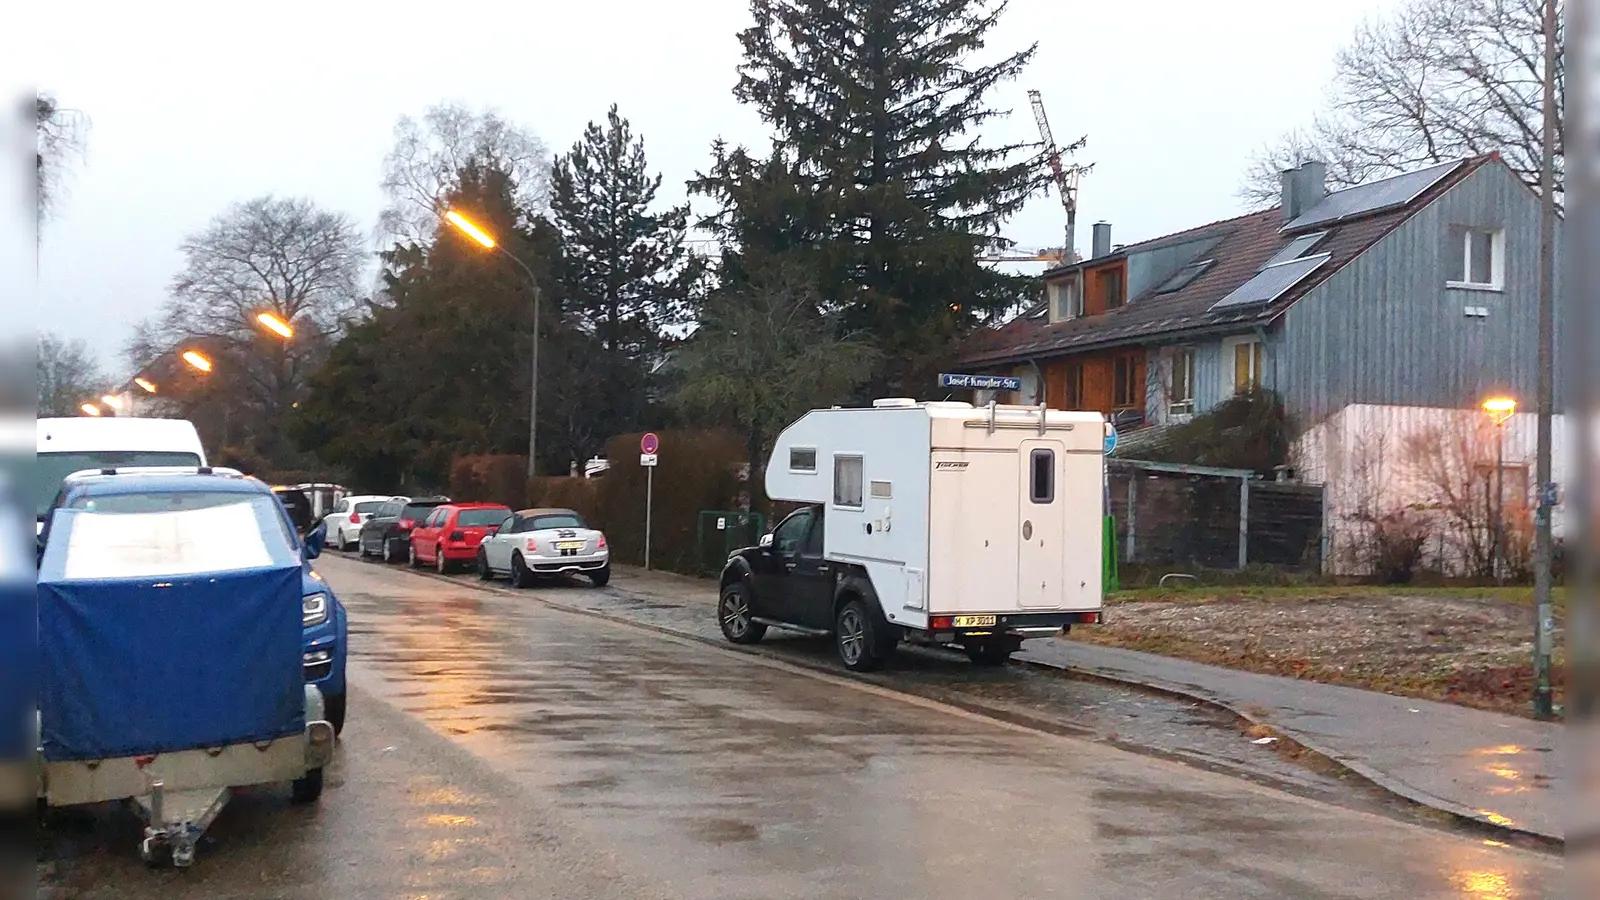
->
[1091, 222, 1112, 259]
[1281, 161, 1328, 223]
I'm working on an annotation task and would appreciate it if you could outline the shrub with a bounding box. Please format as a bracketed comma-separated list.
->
[450, 455, 530, 507]
[591, 430, 753, 574]
[528, 476, 601, 522]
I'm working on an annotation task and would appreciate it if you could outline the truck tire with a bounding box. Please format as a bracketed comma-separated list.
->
[835, 598, 889, 672]
[290, 767, 324, 804]
[718, 582, 766, 644]
[965, 640, 1017, 667]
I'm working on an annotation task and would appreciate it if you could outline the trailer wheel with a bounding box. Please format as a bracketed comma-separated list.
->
[718, 582, 766, 644]
[290, 767, 324, 804]
[835, 598, 888, 672]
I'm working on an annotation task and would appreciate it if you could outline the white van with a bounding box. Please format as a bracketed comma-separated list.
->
[33, 417, 208, 528]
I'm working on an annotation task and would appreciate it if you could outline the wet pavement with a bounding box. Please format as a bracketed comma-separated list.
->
[41, 555, 1562, 898]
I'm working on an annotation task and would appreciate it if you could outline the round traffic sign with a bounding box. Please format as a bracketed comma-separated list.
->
[641, 432, 660, 455]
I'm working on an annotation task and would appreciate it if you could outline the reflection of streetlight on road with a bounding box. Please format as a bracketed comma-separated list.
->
[79, 403, 101, 417]
[256, 312, 294, 339]
[133, 377, 157, 394]
[182, 350, 213, 373]
[1481, 397, 1516, 587]
[443, 207, 541, 478]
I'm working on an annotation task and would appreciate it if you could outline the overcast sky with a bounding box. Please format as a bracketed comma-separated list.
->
[34, 0, 1400, 376]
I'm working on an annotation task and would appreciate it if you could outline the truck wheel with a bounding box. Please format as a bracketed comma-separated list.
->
[718, 582, 767, 644]
[326, 692, 347, 736]
[965, 641, 1016, 667]
[510, 553, 533, 589]
[476, 549, 494, 581]
[835, 598, 888, 672]
[290, 767, 324, 804]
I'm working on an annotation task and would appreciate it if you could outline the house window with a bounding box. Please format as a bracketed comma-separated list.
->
[1101, 267, 1125, 310]
[789, 447, 817, 473]
[1047, 277, 1083, 321]
[1169, 349, 1196, 415]
[833, 455, 864, 509]
[1447, 227, 1505, 289]
[1064, 361, 1085, 409]
[1228, 338, 1265, 394]
[1112, 354, 1142, 408]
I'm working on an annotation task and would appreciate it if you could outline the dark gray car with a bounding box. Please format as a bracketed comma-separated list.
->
[358, 496, 448, 563]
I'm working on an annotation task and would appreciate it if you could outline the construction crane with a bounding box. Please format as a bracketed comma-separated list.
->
[975, 247, 1067, 264]
[1028, 89, 1092, 265]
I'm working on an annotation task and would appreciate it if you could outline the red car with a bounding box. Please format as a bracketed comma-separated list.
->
[408, 503, 513, 573]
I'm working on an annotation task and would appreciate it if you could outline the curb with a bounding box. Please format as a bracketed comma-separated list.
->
[1013, 653, 1564, 852]
[350, 556, 1562, 853]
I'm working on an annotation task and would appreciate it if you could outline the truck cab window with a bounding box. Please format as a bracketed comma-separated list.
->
[802, 509, 824, 556]
[1030, 448, 1055, 504]
[773, 510, 812, 554]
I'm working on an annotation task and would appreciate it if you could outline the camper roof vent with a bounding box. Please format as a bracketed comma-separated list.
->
[923, 401, 974, 409]
[872, 398, 918, 408]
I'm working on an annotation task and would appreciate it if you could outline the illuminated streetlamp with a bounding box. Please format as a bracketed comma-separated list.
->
[79, 403, 101, 417]
[182, 350, 213, 373]
[101, 395, 123, 411]
[1481, 396, 1517, 586]
[255, 311, 294, 339]
[133, 377, 157, 394]
[443, 207, 541, 478]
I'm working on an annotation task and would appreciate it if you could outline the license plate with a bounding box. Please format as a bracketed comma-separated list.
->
[953, 615, 996, 628]
[556, 541, 584, 551]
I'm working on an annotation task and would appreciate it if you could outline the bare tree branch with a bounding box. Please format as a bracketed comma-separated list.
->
[34, 92, 88, 229]
[36, 332, 107, 416]
[1240, 0, 1563, 209]
[377, 103, 552, 246]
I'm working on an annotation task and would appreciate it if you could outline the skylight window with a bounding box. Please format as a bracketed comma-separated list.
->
[1263, 231, 1329, 268]
[1154, 259, 1215, 295]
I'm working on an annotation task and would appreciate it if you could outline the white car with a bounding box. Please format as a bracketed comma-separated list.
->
[324, 495, 402, 551]
[476, 507, 610, 588]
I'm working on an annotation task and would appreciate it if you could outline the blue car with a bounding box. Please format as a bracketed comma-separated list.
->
[40, 466, 349, 735]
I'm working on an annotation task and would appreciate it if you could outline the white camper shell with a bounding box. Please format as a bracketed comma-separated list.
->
[757, 398, 1106, 666]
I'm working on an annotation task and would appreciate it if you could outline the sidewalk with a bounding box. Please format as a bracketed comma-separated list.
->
[1016, 640, 1563, 842]
[611, 566, 1563, 843]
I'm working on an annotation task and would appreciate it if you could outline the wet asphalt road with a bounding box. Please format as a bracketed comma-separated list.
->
[42, 555, 1560, 899]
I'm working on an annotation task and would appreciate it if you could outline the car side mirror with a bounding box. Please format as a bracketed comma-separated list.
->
[304, 521, 327, 559]
[758, 533, 774, 549]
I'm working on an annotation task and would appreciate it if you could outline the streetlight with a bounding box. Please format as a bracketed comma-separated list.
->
[443, 207, 542, 479]
[79, 403, 101, 417]
[1482, 397, 1517, 587]
[133, 377, 157, 393]
[101, 395, 123, 411]
[255, 312, 294, 339]
[182, 350, 213, 373]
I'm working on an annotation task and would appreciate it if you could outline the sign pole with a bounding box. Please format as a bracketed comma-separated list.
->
[645, 466, 653, 571]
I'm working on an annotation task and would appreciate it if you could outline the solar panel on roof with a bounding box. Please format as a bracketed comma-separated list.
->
[1154, 259, 1216, 295]
[1209, 253, 1332, 311]
[1282, 159, 1465, 232]
[1263, 231, 1328, 267]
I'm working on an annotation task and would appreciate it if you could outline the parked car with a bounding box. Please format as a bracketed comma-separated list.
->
[358, 496, 449, 563]
[408, 503, 512, 573]
[324, 494, 396, 550]
[476, 507, 610, 588]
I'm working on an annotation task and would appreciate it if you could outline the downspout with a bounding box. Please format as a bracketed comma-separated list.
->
[1026, 358, 1046, 407]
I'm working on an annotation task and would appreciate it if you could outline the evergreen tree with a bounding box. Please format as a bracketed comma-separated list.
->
[696, 0, 1047, 395]
[550, 105, 697, 441]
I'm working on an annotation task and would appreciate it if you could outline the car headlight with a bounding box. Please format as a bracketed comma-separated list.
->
[303, 592, 329, 627]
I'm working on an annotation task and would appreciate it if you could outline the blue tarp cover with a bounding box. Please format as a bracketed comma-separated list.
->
[38, 503, 306, 762]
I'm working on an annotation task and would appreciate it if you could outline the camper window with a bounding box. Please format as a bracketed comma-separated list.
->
[789, 447, 818, 473]
[1029, 448, 1055, 504]
[833, 455, 864, 509]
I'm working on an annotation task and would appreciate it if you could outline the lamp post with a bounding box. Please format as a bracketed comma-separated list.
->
[1529, 0, 1558, 720]
[444, 209, 542, 479]
[1482, 397, 1517, 586]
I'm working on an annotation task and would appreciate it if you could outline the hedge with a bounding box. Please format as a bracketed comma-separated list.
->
[449, 454, 531, 507]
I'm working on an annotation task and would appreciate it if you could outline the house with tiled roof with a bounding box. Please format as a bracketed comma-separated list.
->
[955, 154, 1570, 574]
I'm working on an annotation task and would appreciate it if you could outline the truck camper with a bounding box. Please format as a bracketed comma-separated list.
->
[719, 399, 1107, 671]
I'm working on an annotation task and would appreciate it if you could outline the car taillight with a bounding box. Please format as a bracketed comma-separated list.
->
[449, 530, 465, 541]
[525, 538, 538, 551]
[398, 518, 415, 530]
[348, 512, 361, 524]
[597, 535, 607, 549]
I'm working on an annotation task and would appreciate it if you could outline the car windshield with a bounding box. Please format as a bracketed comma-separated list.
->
[33, 450, 203, 520]
[529, 513, 585, 531]
[53, 490, 297, 578]
[458, 508, 510, 527]
[353, 501, 382, 514]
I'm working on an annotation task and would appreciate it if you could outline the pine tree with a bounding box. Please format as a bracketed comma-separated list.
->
[550, 105, 697, 440]
[698, 0, 1046, 395]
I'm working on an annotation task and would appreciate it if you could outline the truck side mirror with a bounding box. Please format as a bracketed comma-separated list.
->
[758, 533, 774, 549]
